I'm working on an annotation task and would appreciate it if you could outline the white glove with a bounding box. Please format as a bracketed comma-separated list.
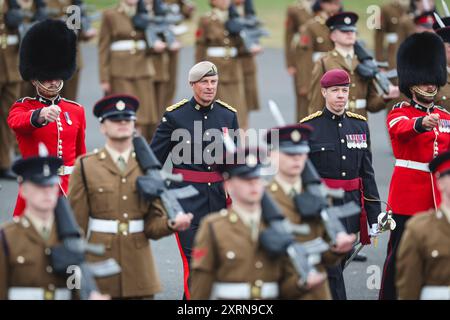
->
[370, 223, 380, 237]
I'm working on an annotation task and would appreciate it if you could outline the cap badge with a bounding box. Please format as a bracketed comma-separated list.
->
[291, 130, 302, 142]
[116, 100, 126, 111]
[344, 17, 351, 25]
[246, 154, 258, 168]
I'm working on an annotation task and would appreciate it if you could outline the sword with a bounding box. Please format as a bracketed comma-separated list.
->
[434, 12, 446, 28]
[268, 100, 286, 126]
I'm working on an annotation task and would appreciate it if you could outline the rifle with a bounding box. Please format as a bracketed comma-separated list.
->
[133, 0, 183, 49]
[50, 197, 121, 300]
[225, 0, 269, 53]
[133, 136, 198, 220]
[293, 160, 361, 245]
[259, 192, 329, 285]
[354, 40, 394, 95]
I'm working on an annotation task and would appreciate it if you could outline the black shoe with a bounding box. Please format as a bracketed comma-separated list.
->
[353, 252, 367, 262]
[0, 168, 17, 180]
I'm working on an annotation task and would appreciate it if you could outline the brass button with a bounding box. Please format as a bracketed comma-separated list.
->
[220, 209, 228, 217]
[17, 256, 25, 264]
[341, 139, 345, 144]
[342, 156, 346, 160]
[431, 250, 439, 258]
[342, 172, 346, 177]
[44, 290, 55, 300]
[48, 284, 56, 291]
[338, 123, 342, 127]
[131, 30, 136, 37]
[208, 182, 211, 186]
[316, 37, 324, 44]
[255, 261, 263, 269]
[229, 213, 238, 223]
[255, 279, 264, 287]
[122, 195, 128, 200]
[270, 183, 278, 192]
[121, 178, 127, 183]
[46, 266, 53, 273]
[98, 188, 104, 193]
[321, 147, 325, 151]
[204, 116, 208, 119]
[123, 213, 128, 218]
[118, 222, 129, 235]
[226, 251, 236, 259]
[45, 248, 51, 256]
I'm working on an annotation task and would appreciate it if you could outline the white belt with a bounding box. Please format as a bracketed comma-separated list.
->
[210, 282, 279, 300]
[386, 32, 399, 44]
[88, 218, 145, 234]
[395, 159, 430, 173]
[110, 40, 146, 52]
[57, 165, 74, 176]
[8, 287, 71, 300]
[170, 24, 188, 36]
[0, 35, 19, 46]
[206, 47, 238, 58]
[420, 286, 450, 300]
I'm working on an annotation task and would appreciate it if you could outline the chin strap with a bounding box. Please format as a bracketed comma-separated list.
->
[411, 85, 438, 98]
[34, 80, 64, 98]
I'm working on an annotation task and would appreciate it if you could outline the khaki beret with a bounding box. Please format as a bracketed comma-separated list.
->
[188, 61, 218, 82]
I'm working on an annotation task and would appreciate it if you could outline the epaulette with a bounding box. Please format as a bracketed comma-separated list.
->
[62, 98, 82, 107]
[203, 209, 229, 225]
[16, 97, 34, 103]
[435, 105, 450, 115]
[346, 111, 367, 121]
[216, 100, 237, 113]
[80, 149, 99, 160]
[166, 99, 189, 112]
[392, 101, 410, 110]
[300, 111, 322, 123]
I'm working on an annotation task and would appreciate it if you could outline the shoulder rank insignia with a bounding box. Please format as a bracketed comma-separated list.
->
[300, 111, 322, 123]
[435, 105, 450, 115]
[166, 99, 189, 112]
[346, 111, 367, 121]
[16, 97, 34, 103]
[392, 101, 410, 110]
[216, 100, 237, 113]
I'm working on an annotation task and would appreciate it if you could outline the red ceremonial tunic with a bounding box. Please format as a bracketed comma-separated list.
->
[7, 95, 86, 216]
[386, 101, 450, 216]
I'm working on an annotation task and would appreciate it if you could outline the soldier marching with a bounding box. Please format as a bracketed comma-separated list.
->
[0, 0, 450, 302]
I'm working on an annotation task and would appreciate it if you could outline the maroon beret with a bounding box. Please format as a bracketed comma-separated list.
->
[320, 69, 351, 88]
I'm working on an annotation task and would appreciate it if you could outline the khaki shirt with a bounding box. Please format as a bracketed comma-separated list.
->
[190, 208, 306, 300]
[307, 49, 386, 118]
[396, 209, 450, 299]
[68, 148, 173, 298]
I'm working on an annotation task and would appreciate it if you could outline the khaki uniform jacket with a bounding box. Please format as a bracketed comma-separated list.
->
[374, 1, 408, 69]
[0, 1, 21, 84]
[267, 180, 344, 300]
[98, 6, 155, 83]
[396, 209, 450, 300]
[190, 208, 306, 300]
[68, 148, 173, 299]
[297, 13, 333, 94]
[308, 49, 386, 117]
[0, 216, 72, 300]
[284, 1, 313, 69]
[195, 11, 244, 84]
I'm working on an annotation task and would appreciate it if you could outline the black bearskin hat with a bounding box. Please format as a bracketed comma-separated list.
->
[19, 19, 77, 81]
[397, 32, 447, 99]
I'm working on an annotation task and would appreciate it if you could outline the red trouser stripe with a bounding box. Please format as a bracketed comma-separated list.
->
[174, 232, 190, 300]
